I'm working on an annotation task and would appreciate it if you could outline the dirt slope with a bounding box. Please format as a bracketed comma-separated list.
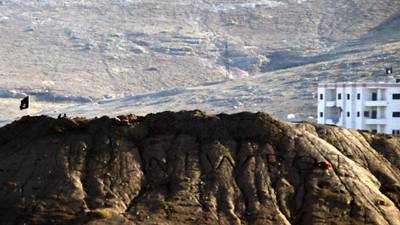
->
[0, 111, 399, 224]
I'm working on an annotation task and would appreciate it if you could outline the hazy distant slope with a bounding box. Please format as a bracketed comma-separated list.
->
[0, 0, 399, 123]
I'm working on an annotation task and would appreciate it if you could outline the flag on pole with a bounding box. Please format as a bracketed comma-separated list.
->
[20, 96, 29, 110]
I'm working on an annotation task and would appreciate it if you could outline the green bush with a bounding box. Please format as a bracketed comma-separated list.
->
[91, 208, 113, 219]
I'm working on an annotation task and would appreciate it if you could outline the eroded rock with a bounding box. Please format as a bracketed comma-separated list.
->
[0, 111, 399, 224]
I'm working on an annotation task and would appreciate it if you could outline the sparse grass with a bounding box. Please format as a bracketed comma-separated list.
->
[91, 208, 113, 219]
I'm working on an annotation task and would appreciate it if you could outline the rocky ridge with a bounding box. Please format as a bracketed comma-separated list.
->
[0, 110, 399, 224]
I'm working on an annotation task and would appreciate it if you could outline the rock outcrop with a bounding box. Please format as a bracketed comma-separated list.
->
[0, 111, 399, 225]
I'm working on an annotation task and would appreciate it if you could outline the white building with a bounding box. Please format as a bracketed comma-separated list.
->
[317, 82, 400, 134]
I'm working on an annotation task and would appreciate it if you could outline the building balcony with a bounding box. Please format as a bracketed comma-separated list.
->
[365, 118, 387, 125]
[326, 101, 336, 107]
[364, 100, 388, 107]
[325, 118, 339, 125]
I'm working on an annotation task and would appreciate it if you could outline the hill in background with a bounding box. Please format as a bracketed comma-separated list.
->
[0, 0, 399, 123]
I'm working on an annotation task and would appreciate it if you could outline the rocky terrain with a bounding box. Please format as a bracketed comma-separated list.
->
[0, 0, 400, 123]
[0, 110, 399, 224]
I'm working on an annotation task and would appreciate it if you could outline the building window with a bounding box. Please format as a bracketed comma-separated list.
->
[347, 94, 350, 100]
[371, 129, 377, 134]
[357, 93, 360, 100]
[320, 94, 323, 100]
[319, 112, 323, 117]
[338, 93, 342, 100]
[392, 130, 400, 135]
[393, 112, 400, 117]
[372, 110, 377, 119]
[357, 112, 360, 117]
[347, 112, 350, 117]
[364, 111, 370, 117]
[372, 92, 377, 101]
[393, 94, 400, 100]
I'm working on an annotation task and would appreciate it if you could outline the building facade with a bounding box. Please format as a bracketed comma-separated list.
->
[318, 82, 400, 134]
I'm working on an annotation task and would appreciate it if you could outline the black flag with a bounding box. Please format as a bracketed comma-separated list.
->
[20, 96, 29, 110]
[386, 67, 393, 74]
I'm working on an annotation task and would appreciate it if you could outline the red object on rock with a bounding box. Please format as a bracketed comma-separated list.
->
[315, 161, 333, 170]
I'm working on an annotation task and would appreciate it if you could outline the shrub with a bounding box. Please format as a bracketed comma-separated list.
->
[91, 208, 113, 219]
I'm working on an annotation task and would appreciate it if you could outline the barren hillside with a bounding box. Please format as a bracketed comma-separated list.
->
[0, 111, 399, 224]
[0, 0, 400, 123]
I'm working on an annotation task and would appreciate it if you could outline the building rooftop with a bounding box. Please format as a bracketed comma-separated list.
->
[319, 81, 400, 88]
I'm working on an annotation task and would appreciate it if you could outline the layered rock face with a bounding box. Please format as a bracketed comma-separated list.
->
[0, 111, 399, 225]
